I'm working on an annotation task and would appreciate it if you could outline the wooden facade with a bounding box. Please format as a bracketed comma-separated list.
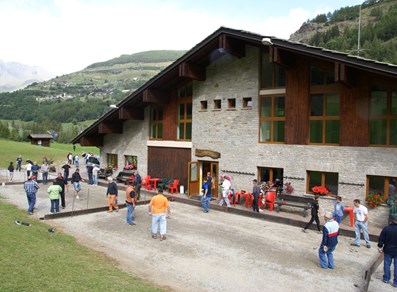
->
[27, 134, 53, 147]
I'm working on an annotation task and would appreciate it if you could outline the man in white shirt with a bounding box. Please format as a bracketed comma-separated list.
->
[351, 199, 371, 248]
[219, 175, 231, 207]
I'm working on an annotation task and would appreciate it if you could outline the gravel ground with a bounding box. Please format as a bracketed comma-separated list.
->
[0, 170, 394, 292]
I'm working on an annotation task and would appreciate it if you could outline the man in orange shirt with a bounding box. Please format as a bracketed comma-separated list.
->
[149, 187, 170, 241]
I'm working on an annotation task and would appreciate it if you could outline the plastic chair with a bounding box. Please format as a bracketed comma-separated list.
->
[244, 192, 253, 208]
[264, 191, 276, 211]
[168, 179, 179, 194]
[142, 175, 151, 190]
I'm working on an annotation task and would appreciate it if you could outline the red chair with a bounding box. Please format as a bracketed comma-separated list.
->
[228, 191, 234, 205]
[142, 175, 151, 190]
[232, 191, 242, 206]
[168, 179, 179, 194]
[264, 191, 276, 211]
[344, 206, 354, 227]
[244, 192, 253, 208]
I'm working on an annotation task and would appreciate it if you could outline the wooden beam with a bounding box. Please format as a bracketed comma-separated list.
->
[219, 35, 245, 58]
[143, 89, 170, 104]
[271, 47, 296, 69]
[336, 63, 354, 88]
[98, 122, 123, 134]
[118, 107, 144, 120]
[179, 62, 205, 81]
[79, 136, 103, 146]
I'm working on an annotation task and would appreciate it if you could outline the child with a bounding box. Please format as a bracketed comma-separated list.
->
[333, 196, 345, 224]
[47, 180, 62, 214]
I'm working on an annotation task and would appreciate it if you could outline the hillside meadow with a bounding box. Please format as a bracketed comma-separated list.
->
[0, 139, 98, 169]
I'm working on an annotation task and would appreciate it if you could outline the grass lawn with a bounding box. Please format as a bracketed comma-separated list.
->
[0, 201, 161, 291]
[0, 139, 99, 169]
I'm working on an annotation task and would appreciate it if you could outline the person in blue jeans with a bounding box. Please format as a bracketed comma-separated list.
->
[351, 199, 371, 248]
[23, 176, 39, 215]
[319, 211, 339, 269]
[201, 178, 211, 213]
[378, 215, 397, 287]
[125, 183, 136, 225]
[333, 196, 345, 224]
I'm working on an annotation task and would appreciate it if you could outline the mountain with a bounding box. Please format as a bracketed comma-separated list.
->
[0, 60, 54, 92]
[289, 0, 397, 64]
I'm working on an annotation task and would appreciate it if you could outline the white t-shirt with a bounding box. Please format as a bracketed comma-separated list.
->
[93, 166, 100, 176]
[354, 204, 368, 222]
[222, 179, 231, 191]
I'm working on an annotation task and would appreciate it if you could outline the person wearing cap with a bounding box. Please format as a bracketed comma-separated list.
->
[319, 211, 339, 269]
[252, 179, 261, 212]
[106, 177, 119, 213]
[378, 216, 397, 287]
[302, 194, 321, 233]
[351, 199, 371, 248]
[149, 187, 170, 241]
[23, 175, 40, 215]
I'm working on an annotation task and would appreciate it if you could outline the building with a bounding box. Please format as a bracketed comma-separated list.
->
[72, 27, 397, 217]
[27, 134, 53, 147]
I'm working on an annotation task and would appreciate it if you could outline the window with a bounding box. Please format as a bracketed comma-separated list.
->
[307, 171, 338, 195]
[200, 100, 208, 110]
[259, 95, 285, 143]
[369, 84, 397, 146]
[309, 93, 340, 144]
[177, 84, 192, 141]
[124, 155, 137, 168]
[214, 99, 221, 110]
[367, 175, 396, 202]
[227, 98, 236, 109]
[260, 49, 286, 89]
[309, 64, 339, 145]
[150, 107, 163, 139]
[258, 167, 283, 184]
[106, 153, 118, 169]
[243, 97, 252, 108]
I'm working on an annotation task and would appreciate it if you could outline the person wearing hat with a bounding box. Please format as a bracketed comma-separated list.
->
[319, 211, 340, 269]
[148, 187, 170, 241]
[252, 179, 261, 212]
[377, 215, 397, 287]
[23, 175, 40, 215]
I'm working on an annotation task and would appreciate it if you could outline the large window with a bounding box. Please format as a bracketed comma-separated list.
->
[307, 171, 338, 195]
[177, 84, 192, 140]
[367, 175, 396, 202]
[106, 153, 118, 169]
[124, 155, 137, 169]
[309, 64, 339, 145]
[150, 107, 163, 139]
[369, 84, 397, 146]
[258, 167, 284, 184]
[259, 95, 285, 143]
[260, 49, 285, 89]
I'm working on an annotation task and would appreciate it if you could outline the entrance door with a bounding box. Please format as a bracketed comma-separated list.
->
[188, 161, 199, 197]
[201, 161, 219, 198]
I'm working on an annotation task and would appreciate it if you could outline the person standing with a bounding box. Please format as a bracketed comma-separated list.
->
[125, 182, 137, 225]
[302, 195, 321, 233]
[71, 168, 83, 199]
[55, 172, 67, 209]
[75, 155, 79, 168]
[7, 161, 14, 182]
[41, 161, 49, 185]
[87, 164, 93, 185]
[92, 165, 100, 186]
[201, 177, 211, 213]
[31, 162, 39, 181]
[351, 199, 371, 248]
[16, 155, 22, 172]
[134, 170, 142, 200]
[319, 211, 340, 269]
[252, 179, 261, 213]
[149, 187, 170, 241]
[106, 177, 119, 213]
[62, 163, 71, 182]
[333, 196, 345, 224]
[378, 215, 397, 287]
[47, 180, 62, 214]
[387, 179, 397, 207]
[24, 176, 39, 215]
[219, 175, 231, 207]
[26, 160, 32, 178]
[206, 172, 213, 198]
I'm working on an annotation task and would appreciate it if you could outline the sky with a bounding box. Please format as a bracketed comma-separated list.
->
[0, 0, 363, 76]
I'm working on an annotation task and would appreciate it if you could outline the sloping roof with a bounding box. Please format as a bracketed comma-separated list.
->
[71, 26, 397, 144]
[27, 134, 53, 139]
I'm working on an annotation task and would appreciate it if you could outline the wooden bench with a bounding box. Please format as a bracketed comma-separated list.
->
[116, 171, 134, 184]
[274, 194, 313, 217]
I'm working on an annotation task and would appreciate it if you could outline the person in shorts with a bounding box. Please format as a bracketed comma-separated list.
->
[71, 168, 83, 199]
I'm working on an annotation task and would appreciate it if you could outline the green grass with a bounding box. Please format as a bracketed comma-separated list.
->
[0, 139, 99, 169]
[0, 202, 161, 291]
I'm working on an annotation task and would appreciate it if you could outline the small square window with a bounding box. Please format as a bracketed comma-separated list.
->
[228, 98, 236, 109]
[243, 97, 252, 108]
[200, 100, 208, 110]
[214, 99, 221, 110]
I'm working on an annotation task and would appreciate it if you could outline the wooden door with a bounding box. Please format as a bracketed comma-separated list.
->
[188, 161, 199, 197]
[210, 162, 219, 198]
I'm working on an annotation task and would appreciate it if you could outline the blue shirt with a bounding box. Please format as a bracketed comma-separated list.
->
[202, 182, 211, 198]
[24, 180, 39, 194]
[334, 201, 345, 217]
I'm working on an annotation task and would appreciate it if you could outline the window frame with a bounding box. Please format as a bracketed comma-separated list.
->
[177, 84, 192, 141]
[106, 153, 118, 169]
[366, 175, 396, 202]
[307, 170, 339, 195]
[259, 94, 285, 143]
[149, 106, 163, 140]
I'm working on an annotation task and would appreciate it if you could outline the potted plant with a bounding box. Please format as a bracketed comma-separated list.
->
[311, 186, 330, 196]
[284, 182, 294, 195]
[366, 192, 384, 208]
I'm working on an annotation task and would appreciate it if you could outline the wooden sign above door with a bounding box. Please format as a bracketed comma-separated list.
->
[195, 149, 221, 159]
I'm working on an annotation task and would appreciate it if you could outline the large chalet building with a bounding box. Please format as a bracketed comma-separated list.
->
[72, 27, 397, 216]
